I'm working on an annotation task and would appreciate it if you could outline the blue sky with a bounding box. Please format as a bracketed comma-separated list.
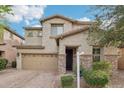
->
[7, 5, 95, 37]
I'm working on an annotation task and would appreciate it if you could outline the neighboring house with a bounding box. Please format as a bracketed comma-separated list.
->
[0, 27, 24, 66]
[16, 14, 119, 74]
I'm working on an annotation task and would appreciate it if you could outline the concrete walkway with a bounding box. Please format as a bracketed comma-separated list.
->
[0, 69, 59, 88]
[108, 70, 124, 88]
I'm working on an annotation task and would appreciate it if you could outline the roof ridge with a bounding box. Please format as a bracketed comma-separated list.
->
[40, 14, 93, 25]
[55, 26, 89, 39]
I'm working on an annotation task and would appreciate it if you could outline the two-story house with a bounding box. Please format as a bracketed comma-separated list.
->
[0, 26, 24, 66]
[16, 15, 119, 74]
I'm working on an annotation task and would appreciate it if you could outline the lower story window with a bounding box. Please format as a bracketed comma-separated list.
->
[0, 51, 4, 57]
[93, 55, 100, 62]
[93, 47, 101, 62]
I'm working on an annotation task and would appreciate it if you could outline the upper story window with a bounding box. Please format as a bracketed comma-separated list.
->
[27, 31, 42, 37]
[51, 24, 64, 36]
[38, 31, 42, 37]
[93, 47, 101, 62]
[27, 32, 33, 37]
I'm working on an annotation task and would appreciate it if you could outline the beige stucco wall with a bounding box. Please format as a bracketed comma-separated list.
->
[25, 30, 42, 45]
[58, 33, 118, 55]
[59, 31, 92, 55]
[17, 48, 57, 54]
[104, 47, 119, 55]
[3, 29, 23, 45]
[41, 18, 73, 53]
[43, 18, 73, 32]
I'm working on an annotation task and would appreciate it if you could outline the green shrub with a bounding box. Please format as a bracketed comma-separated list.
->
[93, 61, 112, 73]
[3, 58, 8, 68]
[0, 58, 8, 70]
[61, 75, 74, 88]
[83, 70, 109, 87]
[12, 61, 16, 68]
[74, 65, 85, 77]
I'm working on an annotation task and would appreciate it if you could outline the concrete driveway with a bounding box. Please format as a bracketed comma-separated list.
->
[0, 69, 59, 88]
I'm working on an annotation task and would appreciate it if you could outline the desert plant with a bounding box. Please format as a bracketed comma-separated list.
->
[93, 61, 112, 74]
[61, 75, 74, 88]
[12, 61, 16, 68]
[83, 70, 109, 87]
[0, 58, 8, 70]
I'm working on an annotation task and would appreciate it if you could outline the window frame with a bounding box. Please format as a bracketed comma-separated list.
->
[51, 24, 64, 36]
[27, 31, 33, 37]
[37, 31, 42, 37]
[93, 47, 101, 62]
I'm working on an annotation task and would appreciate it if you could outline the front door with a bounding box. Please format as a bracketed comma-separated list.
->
[66, 48, 73, 71]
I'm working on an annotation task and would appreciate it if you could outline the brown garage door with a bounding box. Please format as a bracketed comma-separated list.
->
[118, 48, 124, 69]
[22, 54, 58, 72]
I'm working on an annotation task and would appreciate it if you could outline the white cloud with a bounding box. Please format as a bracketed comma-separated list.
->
[33, 24, 42, 27]
[25, 20, 30, 25]
[5, 5, 46, 25]
[5, 14, 23, 23]
[78, 17, 91, 21]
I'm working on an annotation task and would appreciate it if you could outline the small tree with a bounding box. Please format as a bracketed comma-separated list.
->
[88, 6, 124, 47]
[0, 5, 13, 42]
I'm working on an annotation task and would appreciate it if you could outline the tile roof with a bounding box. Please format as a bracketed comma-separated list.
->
[40, 14, 93, 25]
[4, 27, 24, 40]
[54, 26, 89, 39]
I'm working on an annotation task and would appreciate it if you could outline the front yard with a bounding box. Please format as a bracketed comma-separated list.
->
[0, 69, 124, 88]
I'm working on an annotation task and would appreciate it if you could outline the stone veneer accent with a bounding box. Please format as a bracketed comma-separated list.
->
[58, 54, 119, 74]
[80, 55, 93, 70]
[58, 54, 66, 74]
[73, 55, 77, 72]
[58, 54, 93, 74]
[104, 55, 119, 72]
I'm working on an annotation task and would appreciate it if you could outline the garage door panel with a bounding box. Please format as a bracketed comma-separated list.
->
[22, 54, 58, 72]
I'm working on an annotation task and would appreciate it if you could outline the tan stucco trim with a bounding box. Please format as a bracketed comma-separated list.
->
[22, 53, 58, 55]
[65, 45, 81, 48]
[58, 54, 66, 56]
[15, 45, 45, 49]
[104, 54, 119, 56]
[24, 27, 42, 30]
